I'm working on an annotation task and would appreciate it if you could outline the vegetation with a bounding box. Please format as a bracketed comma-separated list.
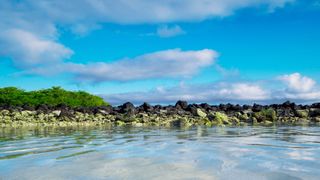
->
[0, 87, 109, 107]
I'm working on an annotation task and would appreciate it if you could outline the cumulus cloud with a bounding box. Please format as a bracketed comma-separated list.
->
[278, 73, 316, 92]
[274, 73, 320, 102]
[103, 82, 270, 105]
[29, 49, 218, 82]
[0, 0, 293, 69]
[0, 29, 73, 68]
[24, 0, 294, 24]
[157, 25, 185, 38]
[102, 73, 320, 105]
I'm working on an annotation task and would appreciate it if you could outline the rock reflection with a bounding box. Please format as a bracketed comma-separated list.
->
[0, 125, 319, 180]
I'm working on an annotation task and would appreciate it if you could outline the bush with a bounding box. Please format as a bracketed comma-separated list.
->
[0, 87, 109, 107]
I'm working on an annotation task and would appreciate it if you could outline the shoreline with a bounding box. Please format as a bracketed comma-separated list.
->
[1, 101, 320, 127]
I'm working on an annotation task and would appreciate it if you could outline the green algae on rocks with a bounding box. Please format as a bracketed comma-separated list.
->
[1, 101, 320, 127]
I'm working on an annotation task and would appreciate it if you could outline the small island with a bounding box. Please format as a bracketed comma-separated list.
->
[1, 87, 319, 127]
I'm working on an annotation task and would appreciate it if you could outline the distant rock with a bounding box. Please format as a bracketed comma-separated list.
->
[119, 102, 135, 115]
[175, 100, 188, 110]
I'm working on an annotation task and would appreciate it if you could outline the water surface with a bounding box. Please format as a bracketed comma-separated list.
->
[1, 125, 320, 180]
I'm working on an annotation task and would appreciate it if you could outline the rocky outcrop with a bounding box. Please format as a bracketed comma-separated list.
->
[1, 101, 320, 127]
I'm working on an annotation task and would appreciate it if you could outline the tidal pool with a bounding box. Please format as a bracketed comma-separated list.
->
[0, 125, 320, 180]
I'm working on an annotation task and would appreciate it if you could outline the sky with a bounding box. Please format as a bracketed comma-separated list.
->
[0, 0, 320, 105]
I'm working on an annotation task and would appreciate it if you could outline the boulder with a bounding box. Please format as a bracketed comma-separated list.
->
[22, 104, 35, 111]
[309, 109, 320, 117]
[186, 105, 197, 116]
[277, 108, 295, 117]
[170, 117, 189, 127]
[254, 108, 277, 122]
[219, 104, 228, 111]
[252, 104, 263, 112]
[52, 110, 61, 116]
[140, 102, 154, 112]
[119, 102, 135, 115]
[311, 103, 320, 109]
[295, 110, 309, 118]
[196, 108, 207, 118]
[208, 112, 228, 125]
[175, 100, 188, 110]
[36, 104, 49, 113]
[281, 101, 296, 109]
[200, 103, 210, 111]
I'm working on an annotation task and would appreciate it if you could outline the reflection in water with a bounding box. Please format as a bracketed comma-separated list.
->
[0, 126, 320, 180]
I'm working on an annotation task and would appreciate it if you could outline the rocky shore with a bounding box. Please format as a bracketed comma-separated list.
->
[1, 101, 320, 127]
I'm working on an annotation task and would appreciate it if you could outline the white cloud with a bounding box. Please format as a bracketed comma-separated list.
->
[217, 83, 270, 100]
[274, 73, 320, 103]
[102, 73, 320, 105]
[0, 29, 73, 68]
[282, 91, 320, 101]
[278, 73, 316, 93]
[27, 0, 294, 24]
[286, 151, 315, 161]
[0, 0, 293, 69]
[28, 49, 218, 82]
[102, 82, 270, 105]
[157, 25, 185, 38]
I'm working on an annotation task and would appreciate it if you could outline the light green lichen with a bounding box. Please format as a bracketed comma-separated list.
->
[196, 108, 207, 118]
[210, 112, 228, 126]
[296, 110, 308, 118]
[254, 108, 277, 122]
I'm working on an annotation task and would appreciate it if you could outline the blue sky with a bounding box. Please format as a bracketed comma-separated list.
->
[0, 0, 320, 105]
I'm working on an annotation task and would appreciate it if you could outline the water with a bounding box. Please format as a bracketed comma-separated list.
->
[0, 126, 320, 180]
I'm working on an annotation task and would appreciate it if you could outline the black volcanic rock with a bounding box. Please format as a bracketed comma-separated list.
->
[226, 104, 242, 111]
[311, 103, 320, 108]
[200, 103, 210, 111]
[281, 101, 296, 109]
[310, 109, 320, 117]
[252, 104, 263, 112]
[119, 102, 135, 115]
[2, 100, 320, 126]
[209, 105, 218, 111]
[219, 104, 228, 111]
[140, 102, 154, 112]
[175, 100, 188, 110]
[187, 104, 198, 116]
[22, 104, 35, 111]
[100, 105, 113, 113]
[243, 105, 252, 110]
[36, 104, 50, 113]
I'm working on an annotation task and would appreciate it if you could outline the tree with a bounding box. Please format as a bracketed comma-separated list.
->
[0, 87, 109, 107]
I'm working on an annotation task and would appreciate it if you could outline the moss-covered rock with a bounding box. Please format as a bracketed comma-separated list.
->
[295, 110, 309, 118]
[254, 108, 277, 122]
[116, 121, 126, 126]
[229, 117, 240, 125]
[170, 117, 191, 127]
[208, 112, 228, 126]
[196, 108, 207, 118]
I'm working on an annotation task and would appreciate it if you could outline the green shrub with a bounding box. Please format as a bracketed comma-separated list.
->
[0, 86, 109, 107]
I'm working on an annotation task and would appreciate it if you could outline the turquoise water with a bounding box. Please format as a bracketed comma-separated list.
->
[1, 126, 320, 180]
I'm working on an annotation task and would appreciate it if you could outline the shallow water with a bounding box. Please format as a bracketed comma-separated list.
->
[0, 126, 320, 180]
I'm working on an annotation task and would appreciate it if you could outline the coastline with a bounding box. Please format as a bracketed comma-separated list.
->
[1, 101, 320, 127]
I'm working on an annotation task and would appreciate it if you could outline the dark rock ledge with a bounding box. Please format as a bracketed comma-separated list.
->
[1, 101, 320, 127]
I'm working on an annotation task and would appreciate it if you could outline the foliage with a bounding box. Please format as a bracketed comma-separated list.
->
[0, 87, 109, 107]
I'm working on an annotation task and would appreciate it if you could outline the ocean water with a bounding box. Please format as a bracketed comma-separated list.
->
[0, 125, 320, 180]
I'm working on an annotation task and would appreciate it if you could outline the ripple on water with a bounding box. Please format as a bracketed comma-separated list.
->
[0, 126, 319, 180]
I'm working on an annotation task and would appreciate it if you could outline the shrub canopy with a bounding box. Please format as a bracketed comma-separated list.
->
[0, 87, 109, 107]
